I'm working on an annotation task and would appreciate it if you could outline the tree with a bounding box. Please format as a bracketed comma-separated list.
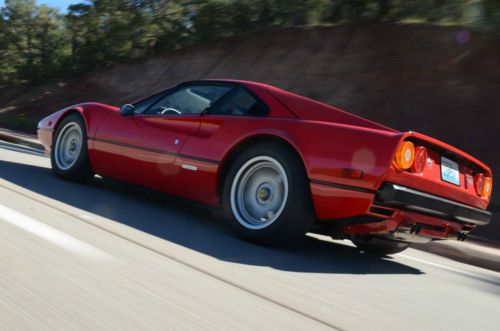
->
[483, 0, 500, 29]
[1, 0, 500, 85]
[0, 0, 66, 83]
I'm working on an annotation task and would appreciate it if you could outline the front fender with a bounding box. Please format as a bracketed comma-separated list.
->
[37, 102, 118, 152]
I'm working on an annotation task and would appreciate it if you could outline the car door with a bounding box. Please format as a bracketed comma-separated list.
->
[92, 83, 233, 190]
[166, 86, 270, 204]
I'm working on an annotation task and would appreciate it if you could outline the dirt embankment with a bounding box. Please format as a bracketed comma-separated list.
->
[1, 24, 499, 238]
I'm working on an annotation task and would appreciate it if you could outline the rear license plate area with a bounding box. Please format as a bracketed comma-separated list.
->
[441, 156, 460, 186]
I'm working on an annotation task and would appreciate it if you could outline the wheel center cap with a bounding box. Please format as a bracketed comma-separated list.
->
[259, 188, 270, 200]
[256, 183, 273, 204]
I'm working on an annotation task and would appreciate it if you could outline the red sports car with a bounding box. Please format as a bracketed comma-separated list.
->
[37, 79, 493, 255]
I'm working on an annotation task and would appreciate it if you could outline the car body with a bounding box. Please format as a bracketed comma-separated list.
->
[38, 79, 493, 252]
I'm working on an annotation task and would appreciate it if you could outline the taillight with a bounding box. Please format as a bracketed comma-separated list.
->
[482, 176, 493, 198]
[394, 141, 415, 170]
[474, 173, 492, 198]
[474, 173, 485, 196]
[411, 146, 428, 174]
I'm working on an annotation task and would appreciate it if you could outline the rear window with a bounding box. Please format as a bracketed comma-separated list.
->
[211, 89, 267, 116]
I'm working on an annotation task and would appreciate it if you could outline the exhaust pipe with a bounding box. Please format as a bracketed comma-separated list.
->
[410, 224, 421, 235]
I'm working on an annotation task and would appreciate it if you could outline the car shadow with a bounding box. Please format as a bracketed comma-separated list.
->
[0, 158, 423, 275]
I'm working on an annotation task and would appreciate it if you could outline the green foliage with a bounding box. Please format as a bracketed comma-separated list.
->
[483, 0, 500, 29]
[0, 0, 66, 83]
[0, 0, 499, 85]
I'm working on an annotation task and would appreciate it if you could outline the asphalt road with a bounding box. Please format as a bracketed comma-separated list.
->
[1, 140, 500, 330]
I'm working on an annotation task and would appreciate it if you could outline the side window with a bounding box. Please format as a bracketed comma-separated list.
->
[132, 91, 168, 114]
[144, 85, 231, 115]
[211, 88, 267, 116]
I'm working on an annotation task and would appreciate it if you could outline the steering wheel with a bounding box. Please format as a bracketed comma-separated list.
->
[160, 107, 181, 115]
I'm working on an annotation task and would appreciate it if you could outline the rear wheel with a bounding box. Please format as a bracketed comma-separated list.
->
[51, 113, 93, 182]
[222, 142, 314, 245]
[352, 236, 410, 255]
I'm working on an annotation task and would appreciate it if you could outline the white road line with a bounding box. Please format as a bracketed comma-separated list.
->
[0, 140, 45, 155]
[0, 204, 111, 260]
[398, 253, 500, 284]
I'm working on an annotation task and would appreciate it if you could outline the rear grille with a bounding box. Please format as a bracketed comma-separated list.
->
[369, 206, 395, 217]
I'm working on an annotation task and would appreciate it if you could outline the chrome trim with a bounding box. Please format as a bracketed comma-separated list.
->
[181, 164, 198, 171]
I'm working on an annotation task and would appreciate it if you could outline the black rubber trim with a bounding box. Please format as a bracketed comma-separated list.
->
[89, 137, 220, 164]
[177, 153, 220, 165]
[310, 179, 375, 193]
[91, 137, 175, 155]
[369, 206, 395, 217]
[376, 182, 491, 225]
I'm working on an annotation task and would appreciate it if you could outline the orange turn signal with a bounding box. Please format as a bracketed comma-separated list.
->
[482, 176, 493, 199]
[394, 141, 415, 171]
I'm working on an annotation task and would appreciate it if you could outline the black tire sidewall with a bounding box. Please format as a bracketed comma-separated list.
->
[222, 142, 314, 245]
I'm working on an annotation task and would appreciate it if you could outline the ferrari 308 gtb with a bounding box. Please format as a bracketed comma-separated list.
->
[37, 80, 493, 255]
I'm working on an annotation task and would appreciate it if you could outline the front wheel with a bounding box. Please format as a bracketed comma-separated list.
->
[222, 142, 314, 246]
[51, 113, 93, 182]
[352, 236, 411, 255]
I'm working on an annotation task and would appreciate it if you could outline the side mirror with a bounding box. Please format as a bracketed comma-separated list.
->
[200, 106, 211, 115]
[119, 104, 135, 116]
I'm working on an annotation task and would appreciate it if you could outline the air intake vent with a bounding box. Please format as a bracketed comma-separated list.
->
[370, 206, 395, 217]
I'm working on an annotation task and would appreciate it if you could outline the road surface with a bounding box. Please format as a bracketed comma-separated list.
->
[1, 140, 499, 330]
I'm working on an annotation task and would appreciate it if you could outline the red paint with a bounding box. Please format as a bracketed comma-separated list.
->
[37, 79, 493, 242]
[91, 113, 200, 188]
[310, 182, 373, 219]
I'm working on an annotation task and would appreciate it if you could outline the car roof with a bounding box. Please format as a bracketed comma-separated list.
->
[179, 78, 273, 89]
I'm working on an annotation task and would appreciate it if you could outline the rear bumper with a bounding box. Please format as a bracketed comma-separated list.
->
[376, 183, 491, 226]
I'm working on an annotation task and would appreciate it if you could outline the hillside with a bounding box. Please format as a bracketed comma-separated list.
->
[0, 24, 499, 236]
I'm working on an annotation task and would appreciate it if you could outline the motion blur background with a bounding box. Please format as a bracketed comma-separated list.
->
[0, 0, 499, 239]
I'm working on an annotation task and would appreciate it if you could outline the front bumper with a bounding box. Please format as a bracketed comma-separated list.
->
[37, 128, 53, 155]
[376, 183, 491, 226]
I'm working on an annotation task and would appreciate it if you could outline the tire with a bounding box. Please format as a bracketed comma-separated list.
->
[51, 113, 93, 182]
[222, 142, 314, 246]
[352, 236, 410, 255]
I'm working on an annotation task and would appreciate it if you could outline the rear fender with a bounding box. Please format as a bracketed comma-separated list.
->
[215, 120, 403, 219]
[290, 121, 403, 220]
[216, 119, 403, 192]
[293, 121, 403, 191]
